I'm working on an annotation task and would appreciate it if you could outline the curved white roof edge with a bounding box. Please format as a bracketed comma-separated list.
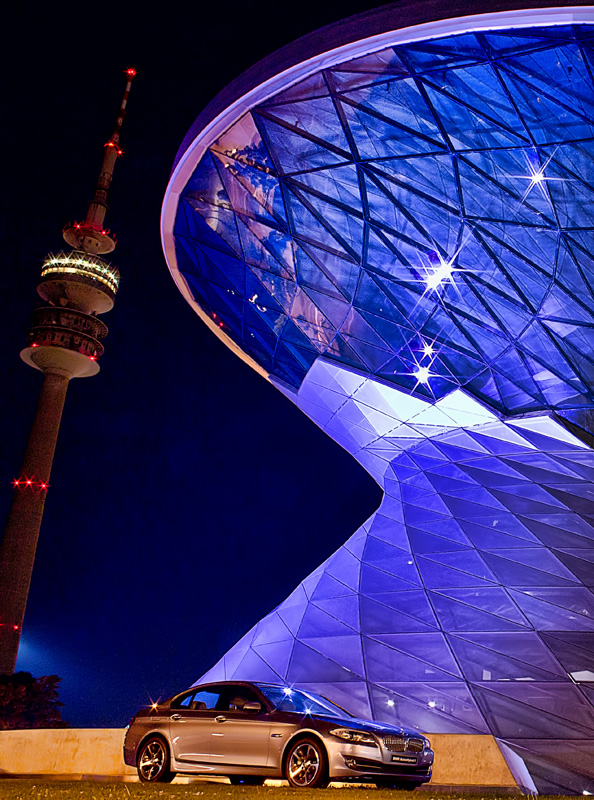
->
[161, 5, 594, 382]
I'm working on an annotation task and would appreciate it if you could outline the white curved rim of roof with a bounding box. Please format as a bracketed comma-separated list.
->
[161, 5, 594, 383]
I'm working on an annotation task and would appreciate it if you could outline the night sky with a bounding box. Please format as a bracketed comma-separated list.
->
[0, 0, 383, 726]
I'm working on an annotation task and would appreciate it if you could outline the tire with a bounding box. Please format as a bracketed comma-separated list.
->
[374, 779, 421, 790]
[285, 737, 329, 789]
[137, 736, 175, 783]
[229, 776, 265, 786]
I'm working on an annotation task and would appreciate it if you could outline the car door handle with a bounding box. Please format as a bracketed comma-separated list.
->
[215, 715, 227, 723]
[170, 713, 181, 721]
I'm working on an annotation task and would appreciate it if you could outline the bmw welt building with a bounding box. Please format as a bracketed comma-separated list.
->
[162, 2, 594, 792]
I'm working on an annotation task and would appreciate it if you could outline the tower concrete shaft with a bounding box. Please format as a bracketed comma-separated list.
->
[0, 70, 135, 674]
[0, 373, 68, 674]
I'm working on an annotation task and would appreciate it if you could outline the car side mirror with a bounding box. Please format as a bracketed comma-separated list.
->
[243, 701, 262, 713]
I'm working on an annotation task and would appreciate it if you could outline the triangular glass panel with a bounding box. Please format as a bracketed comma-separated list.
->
[506, 44, 594, 121]
[363, 636, 458, 681]
[471, 684, 594, 739]
[301, 634, 365, 677]
[312, 595, 361, 631]
[311, 572, 357, 601]
[287, 642, 363, 683]
[179, 196, 243, 257]
[510, 589, 594, 630]
[482, 31, 572, 57]
[422, 63, 527, 135]
[213, 150, 285, 226]
[284, 186, 355, 258]
[291, 162, 362, 212]
[447, 634, 563, 681]
[211, 111, 277, 173]
[360, 564, 420, 594]
[417, 556, 496, 588]
[438, 587, 530, 627]
[372, 681, 488, 733]
[301, 243, 360, 303]
[298, 604, 357, 638]
[341, 77, 447, 145]
[262, 71, 330, 105]
[478, 680, 594, 731]
[423, 83, 529, 150]
[541, 631, 594, 677]
[253, 612, 293, 646]
[400, 34, 484, 71]
[255, 113, 350, 174]
[261, 96, 351, 155]
[360, 595, 438, 633]
[459, 519, 538, 550]
[364, 590, 438, 628]
[233, 647, 283, 681]
[407, 528, 471, 553]
[498, 67, 594, 145]
[328, 48, 409, 92]
[482, 550, 579, 587]
[340, 100, 445, 160]
[422, 549, 499, 582]
[430, 590, 528, 631]
[369, 631, 462, 676]
[252, 640, 294, 678]
[514, 587, 594, 620]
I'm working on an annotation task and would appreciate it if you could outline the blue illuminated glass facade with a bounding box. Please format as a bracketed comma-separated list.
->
[166, 18, 594, 794]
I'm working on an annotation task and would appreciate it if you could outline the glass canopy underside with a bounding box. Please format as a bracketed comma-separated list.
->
[174, 23, 594, 421]
[170, 21, 594, 794]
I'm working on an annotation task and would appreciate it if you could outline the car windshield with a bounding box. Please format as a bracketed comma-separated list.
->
[256, 684, 351, 718]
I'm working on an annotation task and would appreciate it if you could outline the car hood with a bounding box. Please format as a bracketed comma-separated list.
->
[311, 714, 425, 739]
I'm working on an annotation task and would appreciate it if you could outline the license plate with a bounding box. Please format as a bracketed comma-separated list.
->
[391, 755, 417, 764]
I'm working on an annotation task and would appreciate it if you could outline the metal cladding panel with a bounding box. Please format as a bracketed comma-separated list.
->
[168, 15, 594, 794]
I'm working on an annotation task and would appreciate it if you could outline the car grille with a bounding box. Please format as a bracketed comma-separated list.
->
[383, 736, 424, 753]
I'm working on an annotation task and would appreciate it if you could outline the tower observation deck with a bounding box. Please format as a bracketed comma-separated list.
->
[162, 1, 594, 793]
[0, 69, 135, 674]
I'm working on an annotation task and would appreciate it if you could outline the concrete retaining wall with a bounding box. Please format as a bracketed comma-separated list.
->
[0, 729, 518, 787]
[0, 729, 136, 779]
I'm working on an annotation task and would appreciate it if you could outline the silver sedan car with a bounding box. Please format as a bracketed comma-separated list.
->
[123, 681, 434, 788]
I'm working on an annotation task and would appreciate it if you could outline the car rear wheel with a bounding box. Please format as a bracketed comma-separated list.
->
[137, 736, 175, 783]
[285, 737, 329, 789]
[229, 776, 265, 786]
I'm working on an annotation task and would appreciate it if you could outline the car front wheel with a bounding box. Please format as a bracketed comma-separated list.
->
[285, 737, 329, 788]
[137, 736, 175, 783]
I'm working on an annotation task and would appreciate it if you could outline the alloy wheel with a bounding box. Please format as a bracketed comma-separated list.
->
[138, 739, 166, 781]
[288, 741, 322, 787]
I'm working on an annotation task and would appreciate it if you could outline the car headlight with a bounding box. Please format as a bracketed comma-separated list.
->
[329, 728, 378, 746]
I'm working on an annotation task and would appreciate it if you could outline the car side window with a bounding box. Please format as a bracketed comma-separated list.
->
[171, 686, 222, 710]
[171, 691, 195, 709]
[222, 685, 261, 712]
[192, 690, 221, 710]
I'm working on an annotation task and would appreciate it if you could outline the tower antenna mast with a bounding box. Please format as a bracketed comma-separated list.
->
[64, 67, 136, 255]
[0, 69, 136, 674]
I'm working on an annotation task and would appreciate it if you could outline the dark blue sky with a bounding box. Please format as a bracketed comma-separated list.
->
[0, 0, 381, 726]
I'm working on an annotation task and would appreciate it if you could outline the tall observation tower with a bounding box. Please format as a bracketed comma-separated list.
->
[0, 69, 136, 674]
